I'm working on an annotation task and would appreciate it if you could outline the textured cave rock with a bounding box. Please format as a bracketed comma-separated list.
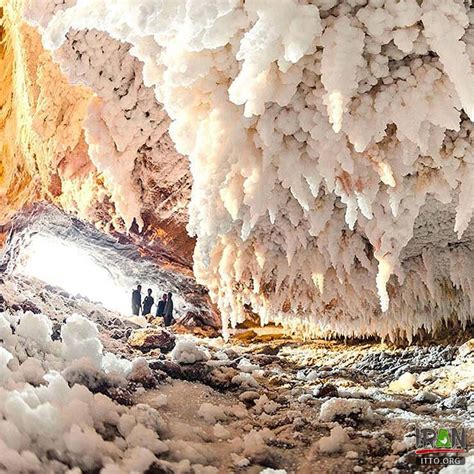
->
[1, 203, 220, 328]
[0, 2, 91, 223]
[0, 1, 194, 268]
[1, 0, 473, 340]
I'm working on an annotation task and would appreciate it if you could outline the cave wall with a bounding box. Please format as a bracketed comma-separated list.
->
[0, 0, 92, 224]
[0, 0, 194, 268]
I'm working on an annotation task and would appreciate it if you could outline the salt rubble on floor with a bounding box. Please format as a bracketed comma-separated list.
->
[0, 310, 216, 473]
[317, 424, 349, 454]
[319, 398, 374, 423]
[0, 307, 292, 473]
[171, 338, 210, 364]
[0, 293, 472, 473]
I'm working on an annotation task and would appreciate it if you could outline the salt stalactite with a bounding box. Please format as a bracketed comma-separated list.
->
[46, 27, 173, 230]
[320, 15, 364, 133]
[24, 0, 474, 340]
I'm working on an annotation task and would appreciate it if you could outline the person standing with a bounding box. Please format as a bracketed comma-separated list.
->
[156, 293, 167, 318]
[142, 288, 154, 316]
[163, 292, 174, 326]
[131, 284, 142, 316]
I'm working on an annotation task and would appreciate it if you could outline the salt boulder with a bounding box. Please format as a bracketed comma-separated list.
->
[170, 339, 209, 364]
[319, 398, 374, 422]
[388, 372, 417, 392]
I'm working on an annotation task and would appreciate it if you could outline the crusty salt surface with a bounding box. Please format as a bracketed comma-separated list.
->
[24, 0, 474, 340]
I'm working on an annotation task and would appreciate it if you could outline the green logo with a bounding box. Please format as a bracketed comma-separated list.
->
[415, 426, 467, 466]
[435, 428, 452, 449]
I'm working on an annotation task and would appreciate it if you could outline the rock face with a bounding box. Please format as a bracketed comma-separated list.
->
[0, 4, 91, 224]
[174, 310, 221, 338]
[1, 0, 473, 340]
[2, 203, 220, 329]
[128, 328, 176, 353]
[0, 1, 194, 267]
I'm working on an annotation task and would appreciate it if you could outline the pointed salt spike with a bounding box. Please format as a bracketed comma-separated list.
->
[376, 256, 393, 313]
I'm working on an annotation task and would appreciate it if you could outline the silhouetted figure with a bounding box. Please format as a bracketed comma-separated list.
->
[142, 288, 154, 316]
[131, 284, 142, 316]
[156, 293, 167, 318]
[164, 292, 174, 326]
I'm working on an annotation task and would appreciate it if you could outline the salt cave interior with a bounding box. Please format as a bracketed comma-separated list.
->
[0, 0, 473, 472]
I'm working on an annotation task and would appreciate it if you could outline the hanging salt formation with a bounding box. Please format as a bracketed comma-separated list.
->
[20, 0, 474, 341]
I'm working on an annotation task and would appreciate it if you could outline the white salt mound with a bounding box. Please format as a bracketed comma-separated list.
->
[237, 358, 260, 373]
[319, 398, 374, 422]
[61, 314, 103, 367]
[16, 311, 52, 350]
[171, 339, 209, 364]
[0, 346, 13, 381]
[0, 309, 169, 472]
[102, 352, 133, 377]
[389, 372, 417, 392]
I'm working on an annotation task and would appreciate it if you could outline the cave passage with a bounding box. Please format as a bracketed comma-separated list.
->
[15, 233, 130, 314]
[1, 204, 215, 323]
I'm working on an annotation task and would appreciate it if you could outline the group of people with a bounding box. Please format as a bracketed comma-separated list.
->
[131, 285, 174, 326]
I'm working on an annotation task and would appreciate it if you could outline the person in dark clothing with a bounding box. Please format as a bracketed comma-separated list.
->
[131, 284, 142, 315]
[163, 292, 174, 326]
[142, 288, 154, 316]
[156, 293, 167, 318]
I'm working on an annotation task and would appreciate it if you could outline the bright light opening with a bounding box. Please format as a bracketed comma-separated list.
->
[16, 234, 130, 314]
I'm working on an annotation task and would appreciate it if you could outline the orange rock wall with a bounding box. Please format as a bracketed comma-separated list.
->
[0, 0, 93, 225]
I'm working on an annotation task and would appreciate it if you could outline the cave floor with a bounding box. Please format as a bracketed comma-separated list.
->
[0, 274, 473, 473]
